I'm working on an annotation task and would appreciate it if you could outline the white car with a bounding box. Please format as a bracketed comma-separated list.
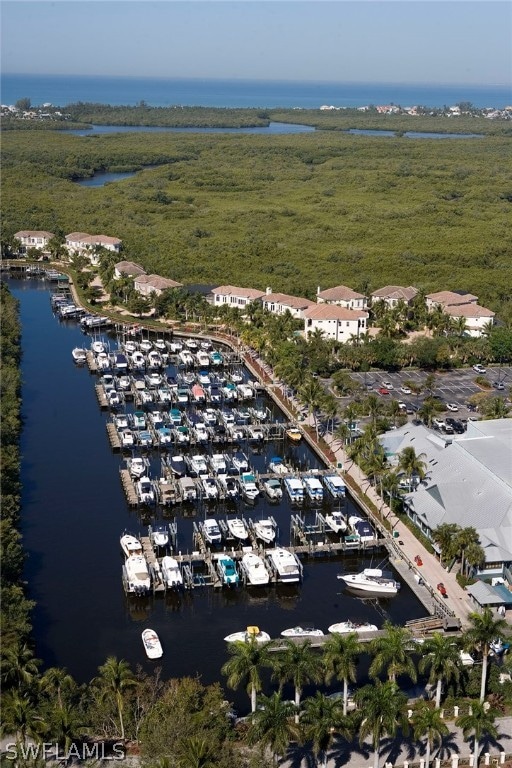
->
[398, 401, 407, 411]
[473, 364, 486, 374]
[446, 403, 459, 412]
[400, 386, 412, 395]
[383, 381, 394, 390]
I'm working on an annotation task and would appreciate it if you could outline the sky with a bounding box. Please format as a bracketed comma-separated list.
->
[1, 1, 510, 86]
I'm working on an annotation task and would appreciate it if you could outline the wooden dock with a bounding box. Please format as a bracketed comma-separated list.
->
[86, 351, 98, 373]
[106, 423, 121, 450]
[95, 384, 108, 409]
[119, 469, 138, 507]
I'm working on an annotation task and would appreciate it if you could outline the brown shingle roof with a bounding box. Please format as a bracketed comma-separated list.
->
[317, 285, 365, 302]
[304, 305, 368, 321]
[212, 285, 266, 300]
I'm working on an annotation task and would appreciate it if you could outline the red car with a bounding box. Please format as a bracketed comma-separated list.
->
[414, 555, 423, 567]
[437, 582, 448, 597]
[377, 387, 390, 395]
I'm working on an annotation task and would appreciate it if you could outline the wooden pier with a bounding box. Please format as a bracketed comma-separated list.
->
[119, 469, 138, 507]
[86, 351, 98, 373]
[95, 384, 108, 409]
[106, 423, 121, 450]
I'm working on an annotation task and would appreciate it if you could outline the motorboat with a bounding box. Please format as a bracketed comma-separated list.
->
[283, 476, 305, 505]
[192, 383, 206, 403]
[324, 510, 347, 534]
[117, 374, 131, 391]
[219, 475, 239, 499]
[230, 370, 244, 384]
[323, 473, 346, 499]
[208, 385, 222, 403]
[303, 476, 324, 505]
[224, 626, 270, 644]
[123, 340, 137, 354]
[226, 518, 249, 541]
[91, 340, 106, 355]
[247, 424, 265, 442]
[173, 426, 190, 444]
[190, 454, 208, 477]
[149, 411, 164, 428]
[160, 556, 183, 589]
[139, 339, 153, 352]
[137, 430, 153, 448]
[72, 347, 87, 363]
[147, 350, 163, 369]
[107, 389, 121, 407]
[131, 351, 146, 370]
[169, 341, 183, 354]
[328, 620, 378, 635]
[210, 350, 223, 366]
[232, 451, 249, 473]
[194, 422, 209, 443]
[156, 426, 173, 446]
[154, 338, 167, 352]
[120, 533, 143, 558]
[196, 352, 211, 368]
[286, 427, 302, 442]
[222, 383, 238, 401]
[266, 548, 302, 583]
[114, 413, 130, 430]
[201, 476, 219, 500]
[178, 350, 194, 366]
[253, 518, 276, 544]
[178, 476, 197, 502]
[184, 338, 198, 351]
[124, 555, 151, 594]
[96, 352, 111, 370]
[200, 340, 212, 351]
[204, 408, 218, 425]
[237, 383, 254, 400]
[338, 568, 400, 596]
[202, 518, 222, 545]
[146, 372, 163, 388]
[217, 555, 239, 586]
[180, 371, 196, 385]
[132, 411, 147, 429]
[168, 455, 187, 477]
[235, 408, 251, 423]
[281, 626, 324, 638]
[119, 428, 135, 449]
[249, 406, 268, 421]
[348, 515, 375, 543]
[136, 476, 155, 505]
[149, 524, 169, 549]
[142, 629, 164, 659]
[169, 408, 182, 426]
[113, 353, 129, 372]
[210, 453, 227, 475]
[268, 456, 289, 475]
[128, 457, 148, 478]
[262, 478, 283, 501]
[240, 552, 270, 586]
[239, 472, 260, 502]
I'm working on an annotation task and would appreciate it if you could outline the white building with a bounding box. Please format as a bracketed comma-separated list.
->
[303, 304, 368, 342]
[261, 290, 315, 319]
[425, 290, 478, 311]
[444, 303, 495, 337]
[65, 232, 122, 264]
[14, 230, 55, 253]
[316, 285, 367, 310]
[371, 285, 418, 308]
[133, 274, 183, 297]
[211, 285, 266, 308]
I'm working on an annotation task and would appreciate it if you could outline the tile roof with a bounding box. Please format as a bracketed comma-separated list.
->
[371, 285, 418, 301]
[115, 261, 146, 276]
[66, 232, 91, 241]
[15, 230, 55, 239]
[135, 274, 183, 289]
[262, 292, 316, 310]
[303, 304, 368, 321]
[317, 285, 365, 302]
[427, 290, 478, 306]
[212, 285, 266, 300]
[444, 303, 495, 318]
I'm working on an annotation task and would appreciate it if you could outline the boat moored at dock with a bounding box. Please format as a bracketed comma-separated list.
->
[224, 626, 270, 644]
[323, 473, 346, 499]
[328, 620, 378, 635]
[281, 626, 324, 638]
[266, 547, 302, 583]
[240, 552, 270, 586]
[337, 568, 400, 596]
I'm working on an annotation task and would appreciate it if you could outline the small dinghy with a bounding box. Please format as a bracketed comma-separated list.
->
[142, 628, 163, 659]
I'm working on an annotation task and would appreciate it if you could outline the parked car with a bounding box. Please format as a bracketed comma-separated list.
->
[400, 386, 412, 395]
[432, 418, 444, 430]
[493, 381, 505, 390]
[473, 364, 486, 374]
[377, 387, 390, 395]
[383, 381, 394, 390]
[452, 420, 465, 434]
[446, 403, 459, 412]
[398, 401, 407, 411]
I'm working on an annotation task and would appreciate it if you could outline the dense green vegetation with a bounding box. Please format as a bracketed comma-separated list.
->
[2, 129, 512, 315]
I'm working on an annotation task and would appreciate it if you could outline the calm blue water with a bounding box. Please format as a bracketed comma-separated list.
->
[2, 73, 510, 109]
[5, 276, 428, 708]
[70, 121, 315, 137]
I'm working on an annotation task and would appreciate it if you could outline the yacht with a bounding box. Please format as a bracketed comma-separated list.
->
[281, 626, 324, 638]
[184, 338, 198, 351]
[324, 510, 347, 534]
[91, 340, 106, 355]
[266, 548, 302, 583]
[124, 555, 151, 594]
[196, 352, 211, 368]
[149, 524, 169, 549]
[249, 406, 268, 422]
[348, 515, 375, 543]
[237, 383, 254, 400]
[137, 476, 155, 505]
[137, 430, 153, 449]
[194, 422, 209, 444]
[161, 556, 183, 589]
[268, 456, 289, 475]
[247, 424, 265, 442]
[338, 568, 400, 596]
[146, 372, 163, 388]
[201, 476, 219, 500]
[230, 370, 244, 384]
[224, 626, 270, 644]
[262, 477, 283, 501]
[303, 476, 324, 505]
[120, 533, 143, 558]
[131, 351, 146, 370]
[190, 454, 208, 477]
[210, 453, 227, 475]
[173, 426, 190, 445]
[96, 352, 111, 370]
[72, 347, 87, 364]
[232, 451, 249, 473]
[328, 620, 378, 635]
[226, 518, 249, 541]
[283, 476, 305, 506]
[217, 555, 239, 586]
[123, 340, 137, 354]
[239, 472, 260, 502]
[147, 350, 163, 369]
[139, 339, 153, 352]
[128, 457, 148, 478]
[178, 476, 197, 502]
[119, 428, 135, 449]
[204, 408, 218, 426]
[178, 350, 194, 367]
[132, 411, 147, 429]
[154, 338, 167, 353]
[253, 518, 276, 545]
[148, 411, 164, 428]
[240, 552, 270, 586]
[323, 473, 346, 499]
[219, 475, 239, 499]
[202, 518, 222, 545]
[117, 375, 131, 392]
[114, 413, 129, 430]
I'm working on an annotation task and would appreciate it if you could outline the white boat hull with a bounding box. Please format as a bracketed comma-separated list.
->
[142, 629, 163, 659]
[340, 575, 399, 595]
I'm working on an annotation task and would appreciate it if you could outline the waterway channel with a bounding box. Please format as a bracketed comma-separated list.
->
[8, 277, 427, 708]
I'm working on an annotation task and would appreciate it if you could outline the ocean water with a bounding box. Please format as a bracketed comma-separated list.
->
[2, 72, 510, 109]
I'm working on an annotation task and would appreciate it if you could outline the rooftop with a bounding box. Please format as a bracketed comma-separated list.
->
[317, 285, 365, 302]
[303, 304, 368, 321]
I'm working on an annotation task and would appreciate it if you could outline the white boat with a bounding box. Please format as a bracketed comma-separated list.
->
[150, 524, 169, 549]
[157, 426, 173, 445]
[204, 408, 218, 425]
[137, 476, 155, 504]
[240, 552, 270, 586]
[178, 476, 197, 501]
[281, 626, 324, 638]
[239, 472, 260, 502]
[124, 554, 151, 594]
[91, 340, 106, 355]
[227, 518, 249, 541]
[120, 533, 143, 557]
[178, 350, 194, 366]
[202, 476, 219, 500]
[168, 455, 187, 477]
[328, 620, 378, 635]
[210, 453, 227, 475]
[202, 518, 222, 545]
[219, 475, 239, 499]
[142, 628, 163, 658]
[196, 351, 210, 368]
[247, 424, 265, 441]
[263, 477, 283, 501]
[114, 413, 129, 430]
[237, 383, 254, 400]
[348, 515, 375, 543]
[283, 476, 305, 505]
[131, 351, 146, 370]
[324, 510, 347, 534]
[117, 374, 131, 391]
[123, 340, 137, 354]
[107, 389, 121, 407]
[253, 518, 276, 544]
[149, 410, 164, 428]
[184, 338, 198, 351]
[146, 372, 163, 388]
[128, 457, 148, 478]
[72, 347, 87, 363]
[139, 339, 153, 352]
[96, 352, 111, 370]
[266, 548, 302, 583]
[303, 476, 324, 504]
[161, 556, 183, 589]
[137, 430, 153, 448]
[224, 626, 270, 644]
[232, 451, 249, 472]
[132, 411, 147, 429]
[154, 338, 167, 352]
[119, 428, 135, 448]
[194, 423, 209, 443]
[323, 473, 346, 499]
[338, 568, 400, 595]
[190, 454, 208, 477]
[217, 555, 239, 586]
[249, 406, 268, 421]
[148, 350, 163, 369]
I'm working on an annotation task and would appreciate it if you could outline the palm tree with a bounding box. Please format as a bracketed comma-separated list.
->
[455, 701, 499, 767]
[39, 667, 76, 709]
[1, 641, 41, 690]
[411, 703, 449, 768]
[322, 632, 360, 715]
[300, 691, 352, 768]
[464, 541, 485, 576]
[418, 398, 436, 427]
[354, 681, 409, 768]
[369, 621, 417, 684]
[431, 523, 460, 565]
[176, 736, 217, 768]
[298, 377, 325, 438]
[463, 608, 508, 702]
[270, 639, 323, 722]
[453, 527, 480, 575]
[397, 446, 427, 491]
[92, 656, 136, 739]
[245, 692, 298, 765]
[1, 690, 47, 747]
[221, 638, 270, 713]
[50, 702, 89, 756]
[419, 633, 461, 708]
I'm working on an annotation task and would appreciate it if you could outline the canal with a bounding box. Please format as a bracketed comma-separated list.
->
[8, 277, 427, 708]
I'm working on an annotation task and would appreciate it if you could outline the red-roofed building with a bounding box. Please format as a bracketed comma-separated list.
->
[316, 285, 367, 310]
[303, 304, 368, 341]
[261, 289, 315, 319]
[14, 230, 55, 253]
[211, 285, 266, 309]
